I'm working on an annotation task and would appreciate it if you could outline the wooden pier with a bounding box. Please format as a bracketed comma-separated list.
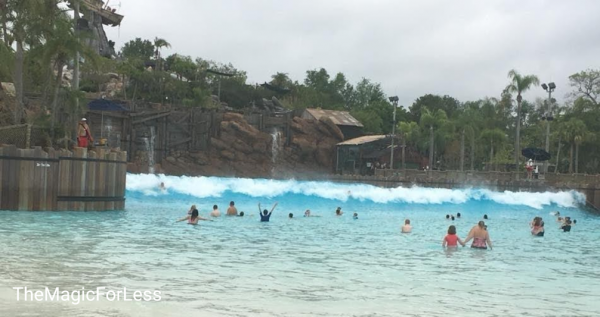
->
[0, 145, 126, 211]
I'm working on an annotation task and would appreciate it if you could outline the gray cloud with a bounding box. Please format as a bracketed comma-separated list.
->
[106, 0, 600, 108]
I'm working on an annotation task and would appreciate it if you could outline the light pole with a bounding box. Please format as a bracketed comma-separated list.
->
[541, 82, 556, 173]
[389, 96, 399, 169]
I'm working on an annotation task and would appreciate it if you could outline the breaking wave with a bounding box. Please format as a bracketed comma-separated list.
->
[126, 173, 586, 209]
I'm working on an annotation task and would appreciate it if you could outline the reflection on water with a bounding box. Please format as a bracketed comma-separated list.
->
[1, 178, 600, 316]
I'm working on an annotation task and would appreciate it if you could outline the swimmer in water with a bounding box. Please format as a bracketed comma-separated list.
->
[159, 182, 166, 191]
[211, 205, 221, 217]
[531, 217, 544, 236]
[336, 207, 343, 216]
[187, 205, 197, 215]
[258, 202, 278, 222]
[238, 211, 245, 217]
[288, 213, 294, 219]
[443, 225, 465, 248]
[177, 209, 211, 225]
[446, 214, 450, 220]
[226, 201, 238, 216]
[483, 214, 488, 220]
[463, 221, 493, 250]
[401, 219, 412, 233]
[456, 212, 461, 218]
[353, 212, 358, 220]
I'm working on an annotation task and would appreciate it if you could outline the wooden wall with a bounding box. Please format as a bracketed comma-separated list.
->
[0, 145, 127, 211]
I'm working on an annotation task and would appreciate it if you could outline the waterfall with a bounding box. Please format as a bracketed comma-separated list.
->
[270, 128, 283, 176]
[271, 128, 282, 164]
[144, 126, 156, 174]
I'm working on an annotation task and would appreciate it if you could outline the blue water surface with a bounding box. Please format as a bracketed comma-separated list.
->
[1, 174, 599, 317]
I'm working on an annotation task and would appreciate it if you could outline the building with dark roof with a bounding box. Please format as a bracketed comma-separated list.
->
[301, 108, 364, 139]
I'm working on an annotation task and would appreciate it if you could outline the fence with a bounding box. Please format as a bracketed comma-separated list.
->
[0, 144, 127, 211]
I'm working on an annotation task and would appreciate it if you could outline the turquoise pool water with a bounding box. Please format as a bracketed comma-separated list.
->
[1, 174, 599, 316]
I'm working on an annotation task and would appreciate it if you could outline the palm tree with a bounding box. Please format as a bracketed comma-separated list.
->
[43, 16, 95, 138]
[5, 0, 40, 123]
[553, 120, 569, 174]
[398, 121, 419, 170]
[153, 37, 171, 71]
[480, 128, 507, 171]
[506, 70, 540, 172]
[420, 108, 448, 173]
[564, 119, 586, 174]
[455, 108, 482, 171]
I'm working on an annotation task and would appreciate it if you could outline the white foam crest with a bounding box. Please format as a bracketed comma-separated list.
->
[126, 174, 586, 209]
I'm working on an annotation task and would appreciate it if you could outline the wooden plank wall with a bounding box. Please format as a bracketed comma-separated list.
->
[0, 145, 127, 211]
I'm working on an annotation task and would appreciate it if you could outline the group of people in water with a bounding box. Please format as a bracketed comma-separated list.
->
[177, 201, 576, 250]
[530, 211, 577, 236]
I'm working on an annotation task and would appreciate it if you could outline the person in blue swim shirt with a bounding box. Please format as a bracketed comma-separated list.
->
[258, 202, 278, 222]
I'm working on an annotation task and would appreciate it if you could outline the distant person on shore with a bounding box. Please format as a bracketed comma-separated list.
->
[226, 201, 238, 216]
[336, 207, 343, 216]
[353, 212, 358, 220]
[443, 225, 465, 248]
[531, 217, 544, 236]
[187, 205, 197, 215]
[77, 118, 93, 148]
[526, 159, 534, 179]
[211, 205, 221, 217]
[401, 219, 412, 233]
[177, 209, 211, 225]
[464, 221, 493, 250]
[259, 202, 278, 222]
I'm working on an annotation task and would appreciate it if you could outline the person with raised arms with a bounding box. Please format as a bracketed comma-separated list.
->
[258, 202, 278, 222]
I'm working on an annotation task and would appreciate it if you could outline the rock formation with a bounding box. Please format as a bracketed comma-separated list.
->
[129, 112, 345, 178]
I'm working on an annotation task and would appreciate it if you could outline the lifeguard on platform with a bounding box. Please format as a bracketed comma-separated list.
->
[77, 118, 94, 148]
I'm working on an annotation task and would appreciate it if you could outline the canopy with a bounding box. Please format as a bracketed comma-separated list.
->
[87, 99, 129, 112]
[522, 148, 551, 161]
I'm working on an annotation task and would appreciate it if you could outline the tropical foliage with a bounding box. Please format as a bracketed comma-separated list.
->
[2, 2, 600, 174]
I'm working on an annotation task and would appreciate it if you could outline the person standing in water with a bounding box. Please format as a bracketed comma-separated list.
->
[463, 221, 493, 250]
[336, 207, 343, 216]
[401, 219, 412, 233]
[353, 213, 358, 220]
[258, 202, 278, 222]
[177, 209, 211, 225]
[443, 225, 465, 248]
[187, 205, 197, 215]
[211, 205, 221, 217]
[226, 201, 238, 216]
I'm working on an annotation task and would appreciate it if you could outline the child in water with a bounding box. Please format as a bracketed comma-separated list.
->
[177, 209, 211, 225]
[401, 219, 412, 233]
[443, 225, 465, 247]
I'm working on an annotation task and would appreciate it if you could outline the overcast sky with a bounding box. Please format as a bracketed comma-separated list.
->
[105, 0, 600, 107]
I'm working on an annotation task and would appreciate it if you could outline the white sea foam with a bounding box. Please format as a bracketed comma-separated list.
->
[126, 173, 586, 209]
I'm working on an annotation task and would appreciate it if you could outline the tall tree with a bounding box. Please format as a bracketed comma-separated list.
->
[480, 128, 506, 171]
[506, 69, 540, 172]
[399, 121, 419, 170]
[568, 69, 599, 107]
[420, 108, 448, 172]
[153, 37, 171, 71]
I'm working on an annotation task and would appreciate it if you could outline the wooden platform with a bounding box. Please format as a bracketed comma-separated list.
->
[0, 145, 127, 211]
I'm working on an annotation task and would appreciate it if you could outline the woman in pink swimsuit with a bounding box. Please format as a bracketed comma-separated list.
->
[463, 221, 493, 250]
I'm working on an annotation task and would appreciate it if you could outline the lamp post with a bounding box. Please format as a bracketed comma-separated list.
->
[389, 96, 399, 169]
[541, 82, 556, 173]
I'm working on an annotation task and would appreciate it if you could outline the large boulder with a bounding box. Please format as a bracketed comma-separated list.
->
[319, 117, 344, 141]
